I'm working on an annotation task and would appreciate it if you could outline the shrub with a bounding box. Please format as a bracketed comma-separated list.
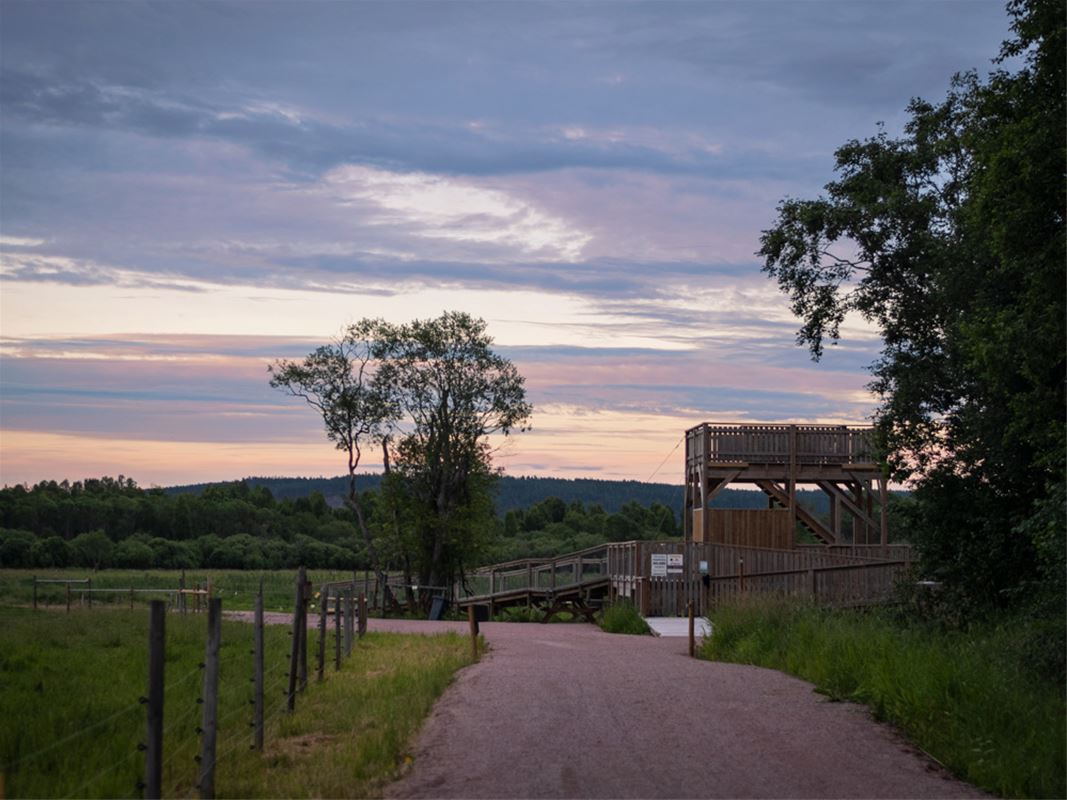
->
[599, 600, 650, 635]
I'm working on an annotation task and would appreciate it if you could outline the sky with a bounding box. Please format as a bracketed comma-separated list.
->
[0, 0, 1014, 487]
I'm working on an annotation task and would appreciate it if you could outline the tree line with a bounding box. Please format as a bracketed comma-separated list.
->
[0, 476, 681, 570]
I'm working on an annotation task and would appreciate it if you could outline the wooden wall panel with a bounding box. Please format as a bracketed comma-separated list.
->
[708, 509, 793, 549]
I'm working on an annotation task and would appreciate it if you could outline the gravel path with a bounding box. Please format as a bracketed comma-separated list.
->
[226, 613, 980, 798]
[386, 621, 981, 800]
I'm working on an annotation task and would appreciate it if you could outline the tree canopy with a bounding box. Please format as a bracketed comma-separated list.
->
[759, 0, 1064, 612]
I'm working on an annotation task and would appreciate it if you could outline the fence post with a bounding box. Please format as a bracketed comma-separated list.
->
[358, 593, 367, 638]
[180, 570, 187, 615]
[298, 572, 308, 692]
[143, 600, 165, 800]
[317, 586, 328, 682]
[467, 606, 479, 661]
[32, 576, 37, 610]
[87, 577, 92, 609]
[287, 568, 302, 711]
[809, 567, 817, 600]
[130, 586, 135, 610]
[66, 581, 71, 613]
[197, 598, 221, 800]
[253, 588, 264, 751]
[344, 591, 354, 657]
[334, 594, 342, 671]
[738, 558, 745, 594]
[688, 601, 695, 658]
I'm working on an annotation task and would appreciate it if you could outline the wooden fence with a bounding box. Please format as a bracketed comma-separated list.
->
[606, 540, 909, 616]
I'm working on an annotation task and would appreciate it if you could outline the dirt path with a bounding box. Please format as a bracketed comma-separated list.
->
[383, 621, 981, 800]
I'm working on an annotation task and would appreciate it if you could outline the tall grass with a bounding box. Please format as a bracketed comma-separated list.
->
[702, 598, 1065, 799]
[0, 606, 472, 798]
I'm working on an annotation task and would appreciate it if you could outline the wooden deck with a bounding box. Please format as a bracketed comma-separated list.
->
[684, 422, 890, 547]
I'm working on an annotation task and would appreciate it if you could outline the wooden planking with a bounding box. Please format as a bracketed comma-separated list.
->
[705, 508, 793, 549]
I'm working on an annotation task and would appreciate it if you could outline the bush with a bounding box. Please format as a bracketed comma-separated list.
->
[599, 600, 650, 635]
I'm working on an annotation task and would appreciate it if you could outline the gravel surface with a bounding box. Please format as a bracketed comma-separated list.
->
[226, 613, 981, 799]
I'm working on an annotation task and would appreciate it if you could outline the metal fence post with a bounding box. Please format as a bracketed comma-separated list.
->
[197, 598, 221, 799]
[334, 594, 342, 671]
[344, 591, 353, 657]
[317, 586, 328, 682]
[287, 568, 303, 711]
[143, 600, 165, 800]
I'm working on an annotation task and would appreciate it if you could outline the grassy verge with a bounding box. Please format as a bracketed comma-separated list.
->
[0, 569, 364, 612]
[0, 607, 473, 798]
[599, 600, 650, 635]
[701, 598, 1065, 799]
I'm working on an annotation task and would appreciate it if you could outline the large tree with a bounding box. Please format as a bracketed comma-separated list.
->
[268, 326, 398, 580]
[758, 0, 1064, 612]
[369, 312, 532, 594]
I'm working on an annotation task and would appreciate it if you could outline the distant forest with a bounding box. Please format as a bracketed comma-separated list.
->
[165, 473, 835, 516]
[0, 474, 848, 571]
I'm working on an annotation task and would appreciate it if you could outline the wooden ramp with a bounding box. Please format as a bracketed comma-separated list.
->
[457, 545, 612, 622]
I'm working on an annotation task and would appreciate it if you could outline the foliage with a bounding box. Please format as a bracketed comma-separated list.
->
[368, 312, 533, 592]
[758, 0, 1065, 613]
[0, 607, 472, 798]
[599, 600, 651, 635]
[702, 598, 1065, 799]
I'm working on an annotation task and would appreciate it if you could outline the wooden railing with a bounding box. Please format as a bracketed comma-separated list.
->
[458, 544, 610, 601]
[686, 423, 876, 465]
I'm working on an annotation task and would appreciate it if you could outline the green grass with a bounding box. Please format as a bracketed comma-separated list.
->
[599, 600, 650, 635]
[0, 607, 473, 798]
[0, 569, 364, 613]
[701, 598, 1066, 799]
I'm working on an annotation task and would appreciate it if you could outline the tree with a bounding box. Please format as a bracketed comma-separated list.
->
[269, 326, 397, 581]
[758, 0, 1064, 611]
[370, 312, 532, 594]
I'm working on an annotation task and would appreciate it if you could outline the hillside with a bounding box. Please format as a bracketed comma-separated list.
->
[164, 474, 834, 516]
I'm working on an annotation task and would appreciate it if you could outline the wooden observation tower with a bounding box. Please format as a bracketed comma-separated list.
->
[684, 423, 889, 548]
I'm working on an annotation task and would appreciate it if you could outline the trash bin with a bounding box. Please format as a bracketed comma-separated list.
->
[428, 595, 450, 621]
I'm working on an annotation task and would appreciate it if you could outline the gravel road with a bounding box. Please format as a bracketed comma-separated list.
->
[226, 613, 980, 798]
[385, 621, 981, 800]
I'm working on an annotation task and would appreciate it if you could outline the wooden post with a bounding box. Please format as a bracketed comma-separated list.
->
[298, 573, 308, 692]
[467, 606, 479, 661]
[130, 586, 135, 610]
[878, 475, 889, 548]
[180, 570, 187, 615]
[809, 567, 817, 599]
[358, 593, 367, 638]
[738, 557, 745, 594]
[32, 576, 37, 610]
[87, 577, 92, 609]
[334, 595, 342, 671]
[253, 589, 265, 751]
[317, 586, 328, 682]
[344, 591, 354, 657]
[198, 598, 221, 800]
[488, 570, 495, 619]
[687, 601, 695, 658]
[287, 570, 302, 712]
[143, 600, 165, 800]
[788, 425, 797, 543]
[65, 581, 71, 613]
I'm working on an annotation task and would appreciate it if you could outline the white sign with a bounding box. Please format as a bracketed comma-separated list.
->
[651, 553, 668, 577]
[667, 553, 684, 574]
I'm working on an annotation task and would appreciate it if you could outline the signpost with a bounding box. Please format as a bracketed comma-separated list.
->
[651, 553, 668, 577]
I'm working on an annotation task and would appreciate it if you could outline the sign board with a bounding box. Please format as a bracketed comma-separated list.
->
[650, 553, 668, 577]
[699, 560, 709, 575]
[667, 553, 684, 574]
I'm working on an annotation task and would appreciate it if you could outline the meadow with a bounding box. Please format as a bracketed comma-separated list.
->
[701, 598, 1066, 799]
[0, 569, 365, 614]
[0, 605, 474, 798]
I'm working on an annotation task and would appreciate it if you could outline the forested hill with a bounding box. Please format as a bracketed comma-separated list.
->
[164, 474, 831, 515]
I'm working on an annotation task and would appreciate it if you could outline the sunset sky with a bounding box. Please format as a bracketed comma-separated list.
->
[1, 1, 1013, 487]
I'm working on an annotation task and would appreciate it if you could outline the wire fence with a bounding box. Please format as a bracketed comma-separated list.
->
[1, 568, 372, 799]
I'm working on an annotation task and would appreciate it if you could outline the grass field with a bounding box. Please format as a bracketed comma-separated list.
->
[0, 606, 474, 798]
[701, 598, 1066, 799]
[0, 569, 367, 613]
